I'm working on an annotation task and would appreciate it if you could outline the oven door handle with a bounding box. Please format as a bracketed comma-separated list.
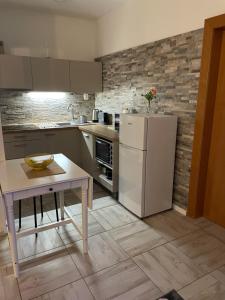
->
[96, 140, 104, 144]
[96, 137, 112, 145]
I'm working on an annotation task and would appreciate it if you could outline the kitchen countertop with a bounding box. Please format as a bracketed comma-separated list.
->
[79, 124, 119, 141]
[2, 122, 119, 141]
[2, 122, 92, 133]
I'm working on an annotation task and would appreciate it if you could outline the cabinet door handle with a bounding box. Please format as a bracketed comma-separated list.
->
[14, 144, 26, 147]
[83, 133, 89, 138]
[14, 135, 27, 139]
[45, 133, 56, 137]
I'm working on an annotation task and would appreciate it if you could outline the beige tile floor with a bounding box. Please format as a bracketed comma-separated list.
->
[1, 185, 225, 299]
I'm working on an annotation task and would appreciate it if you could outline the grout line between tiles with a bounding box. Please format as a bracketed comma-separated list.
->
[176, 264, 225, 295]
[129, 255, 164, 295]
[16, 278, 23, 300]
[28, 278, 83, 300]
[8, 197, 225, 299]
[131, 236, 225, 295]
[83, 276, 97, 300]
[201, 227, 225, 246]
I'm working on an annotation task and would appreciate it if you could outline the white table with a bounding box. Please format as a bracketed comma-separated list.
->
[0, 153, 92, 277]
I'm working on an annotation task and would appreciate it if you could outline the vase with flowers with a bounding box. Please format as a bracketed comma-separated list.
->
[142, 87, 157, 113]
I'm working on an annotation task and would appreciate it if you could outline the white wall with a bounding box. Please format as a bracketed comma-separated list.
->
[0, 7, 97, 61]
[97, 0, 225, 57]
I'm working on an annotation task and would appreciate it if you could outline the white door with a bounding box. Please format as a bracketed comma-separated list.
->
[120, 114, 147, 150]
[119, 144, 146, 217]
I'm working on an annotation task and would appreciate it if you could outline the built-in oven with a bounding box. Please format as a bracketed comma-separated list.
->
[95, 137, 112, 168]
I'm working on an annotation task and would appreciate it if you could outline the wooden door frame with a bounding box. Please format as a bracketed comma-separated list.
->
[188, 14, 225, 218]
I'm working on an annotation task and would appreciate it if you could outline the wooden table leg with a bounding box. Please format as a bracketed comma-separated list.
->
[59, 191, 64, 220]
[5, 197, 19, 277]
[81, 182, 88, 254]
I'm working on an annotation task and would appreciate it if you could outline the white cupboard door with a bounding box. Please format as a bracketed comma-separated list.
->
[120, 114, 147, 150]
[4, 142, 26, 160]
[31, 57, 70, 91]
[70, 61, 102, 93]
[119, 144, 146, 217]
[0, 55, 32, 89]
[25, 139, 45, 157]
[81, 132, 94, 175]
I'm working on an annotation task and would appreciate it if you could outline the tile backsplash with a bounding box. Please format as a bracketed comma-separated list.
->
[0, 91, 95, 124]
[95, 28, 204, 209]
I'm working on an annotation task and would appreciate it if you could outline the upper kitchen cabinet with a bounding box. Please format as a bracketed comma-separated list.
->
[70, 61, 102, 93]
[31, 57, 70, 91]
[0, 55, 32, 89]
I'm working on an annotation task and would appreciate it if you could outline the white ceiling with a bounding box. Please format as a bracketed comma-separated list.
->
[0, 0, 130, 19]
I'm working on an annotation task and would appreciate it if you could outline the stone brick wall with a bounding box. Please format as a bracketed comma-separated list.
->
[96, 29, 204, 208]
[0, 91, 95, 124]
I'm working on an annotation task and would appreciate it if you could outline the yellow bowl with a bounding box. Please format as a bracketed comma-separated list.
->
[24, 154, 54, 170]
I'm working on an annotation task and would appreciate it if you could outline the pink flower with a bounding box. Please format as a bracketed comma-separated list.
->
[150, 87, 157, 96]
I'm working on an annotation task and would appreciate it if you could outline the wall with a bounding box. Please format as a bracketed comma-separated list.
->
[0, 91, 95, 125]
[0, 7, 97, 61]
[97, 0, 225, 56]
[95, 29, 203, 208]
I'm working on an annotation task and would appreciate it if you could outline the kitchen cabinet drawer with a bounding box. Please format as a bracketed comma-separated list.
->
[31, 57, 70, 91]
[3, 131, 42, 143]
[4, 142, 27, 160]
[70, 61, 102, 93]
[0, 55, 32, 89]
[3, 128, 82, 164]
[4, 139, 44, 160]
[4, 131, 44, 159]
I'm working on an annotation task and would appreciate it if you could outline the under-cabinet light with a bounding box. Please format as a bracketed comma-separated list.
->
[27, 92, 67, 100]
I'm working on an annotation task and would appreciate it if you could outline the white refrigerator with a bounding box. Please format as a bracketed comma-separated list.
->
[119, 114, 177, 218]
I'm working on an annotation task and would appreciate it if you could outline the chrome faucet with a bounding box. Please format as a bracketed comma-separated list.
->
[67, 104, 76, 121]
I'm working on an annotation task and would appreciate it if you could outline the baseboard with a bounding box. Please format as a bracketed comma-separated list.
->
[173, 204, 187, 216]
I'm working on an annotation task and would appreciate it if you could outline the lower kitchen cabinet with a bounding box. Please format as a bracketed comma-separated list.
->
[80, 131, 96, 176]
[42, 128, 81, 165]
[4, 142, 26, 160]
[4, 131, 44, 159]
[3, 128, 81, 165]
[80, 130, 119, 193]
[3, 127, 118, 194]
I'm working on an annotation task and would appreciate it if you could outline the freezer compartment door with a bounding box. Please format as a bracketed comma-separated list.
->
[119, 144, 146, 217]
[120, 114, 147, 150]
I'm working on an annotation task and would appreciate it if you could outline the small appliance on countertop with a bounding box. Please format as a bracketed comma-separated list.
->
[79, 115, 87, 124]
[98, 111, 110, 125]
[92, 109, 99, 122]
[113, 113, 120, 132]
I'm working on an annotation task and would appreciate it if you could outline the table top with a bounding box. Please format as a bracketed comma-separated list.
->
[0, 153, 89, 194]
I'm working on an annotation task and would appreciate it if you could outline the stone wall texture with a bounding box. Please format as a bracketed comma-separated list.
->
[0, 91, 95, 124]
[96, 29, 204, 208]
